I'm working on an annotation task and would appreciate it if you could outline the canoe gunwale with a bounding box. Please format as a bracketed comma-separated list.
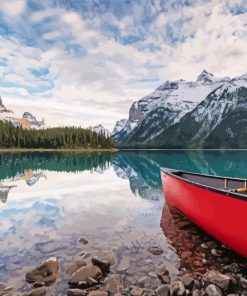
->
[160, 168, 247, 201]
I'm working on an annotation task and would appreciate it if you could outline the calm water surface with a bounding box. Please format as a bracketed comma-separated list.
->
[0, 150, 247, 293]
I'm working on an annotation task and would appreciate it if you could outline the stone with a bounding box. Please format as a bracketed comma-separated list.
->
[181, 274, 194, 288]
[211, 249, 222, 257]
[239, 277, 247, 289]
[192, 290, 205, 296]
[138, 276, 150, 285]
[0, 282, 7, 293]
[26, 257, 59, 286]
[92, 257, 110, 274]
[33, 282, 45, 288]
[205, 284, 222, 296]
[69, 265, 102, 285]
[87, 291, 108, 296]
[170, 281, 185, 296]
[180, 251, 192, 260]
[155, 285, 170, 296]
[117, 256, 130, 272]
[68, 289, 87, 296]
[129, 286, 144, 296]
[204, 271, 231, 292]
[159, 274, 171, 284]
[66, 261, 87, 276]
[79, 237, 89, 244]
[105, 274, 124, 294]
[147, 246, 163, 255]
[101, 250, 116, 266]
[28, 287, 48, 296]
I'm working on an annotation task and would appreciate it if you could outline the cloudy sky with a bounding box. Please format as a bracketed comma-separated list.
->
[0, 0, 247, 130]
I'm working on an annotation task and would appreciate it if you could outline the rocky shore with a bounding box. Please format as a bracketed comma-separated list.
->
[1, 206, 247, 296]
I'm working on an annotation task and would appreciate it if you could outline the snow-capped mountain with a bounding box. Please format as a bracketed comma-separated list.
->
[91, 124, 111, 138]
[0, 96, 45, 130]
[112, 70, 247, 148]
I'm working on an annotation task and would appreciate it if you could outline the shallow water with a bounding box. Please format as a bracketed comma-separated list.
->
[0, 150, 247, 294]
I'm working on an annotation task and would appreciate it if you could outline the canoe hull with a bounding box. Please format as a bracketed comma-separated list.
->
[161, 170, 247, 258]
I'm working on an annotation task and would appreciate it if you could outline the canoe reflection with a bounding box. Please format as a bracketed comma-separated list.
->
[160, 204, 246, 276]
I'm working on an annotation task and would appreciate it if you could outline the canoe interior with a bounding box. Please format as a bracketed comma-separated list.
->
[175, 172, 247, 195]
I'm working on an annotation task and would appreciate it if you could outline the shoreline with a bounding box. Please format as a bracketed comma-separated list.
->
[0, 148, 118, 152]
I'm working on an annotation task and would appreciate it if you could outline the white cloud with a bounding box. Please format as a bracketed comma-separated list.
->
[0, 0, 26, 17]
[1, 0, 247, 131]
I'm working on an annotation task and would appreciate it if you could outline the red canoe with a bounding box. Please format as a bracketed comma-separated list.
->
[161, 168, 247, 258]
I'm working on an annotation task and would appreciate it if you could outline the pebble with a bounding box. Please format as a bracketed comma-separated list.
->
[117, 256, 130, 272]
[129, 286, 145, 296]
[205, 284, 222, 296]
[79, 237, 89, 245]
[147, 246, 163, 255]
[170, 280, 185, 296]
[25, 257, 59, 286]
[105, 274, 124, 294]
[203, 270, 231, 292]
[181, 273, 194, 288]
[68, 289, 87, 296]
[155, 285, 170, 296]
[28, 287, 48, 296]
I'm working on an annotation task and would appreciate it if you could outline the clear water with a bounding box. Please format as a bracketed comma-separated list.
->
[0, 150, 246, 294]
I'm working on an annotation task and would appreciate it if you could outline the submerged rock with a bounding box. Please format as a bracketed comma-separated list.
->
[28, 287, 48, 296]
[155, 285, 170, 296]
[69, 265, 102, 285]
[105, 274, 123, 294]
[79, 237, 89, 245]
[147, 246, 163, 255]
[92, 257, 110, 274]
[26, 257, 59, 286]
[129, 286, 144, 296]
[66, 260, 87, 276]
[68, 289, 87, 296]
[117, 256, 130, 272]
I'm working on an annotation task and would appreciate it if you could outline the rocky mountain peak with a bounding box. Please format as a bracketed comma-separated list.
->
[196, 69, 215, 83]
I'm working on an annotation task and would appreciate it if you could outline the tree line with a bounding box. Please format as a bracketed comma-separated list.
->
[0, 120, 115, 149]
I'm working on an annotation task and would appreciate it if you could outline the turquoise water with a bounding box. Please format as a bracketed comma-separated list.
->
[0, 150, 246, 293]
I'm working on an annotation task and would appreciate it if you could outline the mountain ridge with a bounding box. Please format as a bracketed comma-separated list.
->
[112, 70, 247, 148]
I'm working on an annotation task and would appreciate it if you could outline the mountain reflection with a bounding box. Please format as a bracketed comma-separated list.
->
[0, 150, 246, 204]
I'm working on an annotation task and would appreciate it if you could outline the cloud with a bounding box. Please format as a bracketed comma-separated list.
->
[0, 0, 26, 17]
[0, 0, 247, 130]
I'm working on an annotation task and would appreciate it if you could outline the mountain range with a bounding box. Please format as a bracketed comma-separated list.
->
[0, 96, 45, 130]
[112, 70, 247, 149]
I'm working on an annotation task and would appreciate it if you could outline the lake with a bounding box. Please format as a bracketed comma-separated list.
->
[0, 150, 247, 294]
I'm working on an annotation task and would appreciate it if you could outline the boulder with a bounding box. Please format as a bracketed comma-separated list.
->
[105, 274, 123, 294]
[239, 277, 247, 289]
[147, 246, 163, 255]
[28, 287, 48, 296]
[69, 265, 102, 285]
[204, 271, 231, 292]
[205, 284, 222, 296]
[0, 282, 7, 294]
[192, 290, 205, 296]
[26, 257, 59, 286]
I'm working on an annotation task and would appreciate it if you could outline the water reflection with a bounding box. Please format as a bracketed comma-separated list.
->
[0, 150, 246, 293]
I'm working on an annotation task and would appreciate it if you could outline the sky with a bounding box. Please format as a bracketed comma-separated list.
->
[0, 0, 247, 130]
